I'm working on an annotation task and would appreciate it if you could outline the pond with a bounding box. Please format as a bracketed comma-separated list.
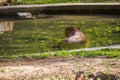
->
[0, 15, 120, 54]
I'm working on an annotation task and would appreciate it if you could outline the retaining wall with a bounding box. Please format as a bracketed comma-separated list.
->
[0, 3, 120, 15]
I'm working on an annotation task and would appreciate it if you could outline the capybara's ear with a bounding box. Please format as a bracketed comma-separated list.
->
[7, 0, 12, 3]
[77, 27, 80, 30]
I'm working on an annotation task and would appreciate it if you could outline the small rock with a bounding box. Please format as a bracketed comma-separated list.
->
[17, 12, 32, 19]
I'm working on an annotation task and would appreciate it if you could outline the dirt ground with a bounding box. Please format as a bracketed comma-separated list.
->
[0, 57, 120, 80]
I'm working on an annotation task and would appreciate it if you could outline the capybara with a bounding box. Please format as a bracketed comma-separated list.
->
[52, 27, 85, 48]
[64, 27, 85, 43]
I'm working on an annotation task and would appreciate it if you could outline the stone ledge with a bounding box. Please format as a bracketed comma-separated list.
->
[0, 3, 120, 15]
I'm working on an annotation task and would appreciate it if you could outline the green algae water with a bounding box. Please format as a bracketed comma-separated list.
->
[0, 15, 120, 54]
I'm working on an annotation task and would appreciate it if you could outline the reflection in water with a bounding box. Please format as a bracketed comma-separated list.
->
[0, 21, 14, 34]
[0, 15, 120, 54]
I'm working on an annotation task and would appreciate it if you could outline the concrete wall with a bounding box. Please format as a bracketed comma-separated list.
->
[0, 3, 120, 15]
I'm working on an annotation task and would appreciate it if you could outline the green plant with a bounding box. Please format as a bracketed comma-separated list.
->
[0, 68, 6, 73]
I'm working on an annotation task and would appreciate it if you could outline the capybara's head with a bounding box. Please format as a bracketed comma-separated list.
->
[65, 27, 80, 37]
[7, 0, 12, 3]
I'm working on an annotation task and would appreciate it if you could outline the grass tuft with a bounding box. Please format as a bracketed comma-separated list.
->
[12, 0, 120, 5]
[0, 49, 120, 60]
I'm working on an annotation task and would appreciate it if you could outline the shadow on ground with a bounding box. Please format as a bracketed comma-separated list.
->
[76, 71, 120, 80]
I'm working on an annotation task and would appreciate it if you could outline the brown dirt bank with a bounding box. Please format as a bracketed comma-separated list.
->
[0, 57, 120, 80]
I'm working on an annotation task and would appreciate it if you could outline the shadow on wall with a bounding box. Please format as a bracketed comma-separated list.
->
[0, 21, 14, 34]
[75, 71, 120, 80]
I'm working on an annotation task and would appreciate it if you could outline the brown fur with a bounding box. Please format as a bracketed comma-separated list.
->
[64, 26, 85, 43]
[7, 0, 11, 3]
[53, 27, 85, 48]
[65, 27, 80, 37]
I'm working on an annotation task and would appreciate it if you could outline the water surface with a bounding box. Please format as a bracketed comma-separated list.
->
[0, 15, 120, 54]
